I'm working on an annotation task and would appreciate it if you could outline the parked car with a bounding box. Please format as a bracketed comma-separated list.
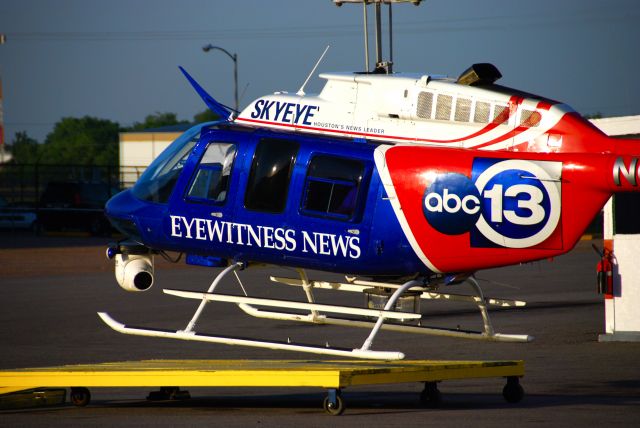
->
[38, 181, 119, 236]
[0, 195, 38, 231]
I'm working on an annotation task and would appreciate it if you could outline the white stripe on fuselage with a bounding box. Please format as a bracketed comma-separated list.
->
[373, 145, 441, 273]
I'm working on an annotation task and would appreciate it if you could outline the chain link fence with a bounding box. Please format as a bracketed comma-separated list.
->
[0, 164, 145, 234]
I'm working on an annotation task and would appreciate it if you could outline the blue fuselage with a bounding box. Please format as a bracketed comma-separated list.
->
[106, 123, 426, 277]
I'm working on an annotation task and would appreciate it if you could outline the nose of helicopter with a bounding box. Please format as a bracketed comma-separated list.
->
[105, 189, 145, 241]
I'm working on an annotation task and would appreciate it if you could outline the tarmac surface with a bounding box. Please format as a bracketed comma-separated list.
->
[0, 231, 639, 427]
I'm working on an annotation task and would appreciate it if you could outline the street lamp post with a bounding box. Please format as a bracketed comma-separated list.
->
[202, 44, 238, 114]
[0, 34, 6, 164]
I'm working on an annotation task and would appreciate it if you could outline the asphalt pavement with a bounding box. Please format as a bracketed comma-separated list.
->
[0, 232, 639, 427]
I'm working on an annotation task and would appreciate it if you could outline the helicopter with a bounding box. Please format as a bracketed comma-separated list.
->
[99, 0, 640, 360]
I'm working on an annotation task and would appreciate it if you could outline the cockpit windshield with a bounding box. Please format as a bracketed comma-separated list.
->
[131, 122, 214, 204]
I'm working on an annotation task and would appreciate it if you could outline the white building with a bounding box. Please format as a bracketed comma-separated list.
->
[119, 125, 191, 188]
[590, 115, 640, 138]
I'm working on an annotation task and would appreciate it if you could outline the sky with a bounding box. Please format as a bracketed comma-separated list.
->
[1, 0, 639, 143]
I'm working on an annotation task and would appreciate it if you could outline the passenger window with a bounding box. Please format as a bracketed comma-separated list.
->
[245, 138, 299, 213]
[187, 142, 237, 203]
[302, 155, 364, 220]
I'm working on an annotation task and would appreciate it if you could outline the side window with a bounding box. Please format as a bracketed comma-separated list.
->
[245, 138, 299, 213]
[187, 142, 237, 203]
[302, 155, 364, 220]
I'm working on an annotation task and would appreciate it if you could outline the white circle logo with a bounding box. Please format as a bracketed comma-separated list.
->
[473, 159, 561, 248]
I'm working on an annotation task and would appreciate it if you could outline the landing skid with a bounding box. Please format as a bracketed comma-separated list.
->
[97, 312, 403, 360]
[260, 274, 532, 343]
[99, 263, 532, 361]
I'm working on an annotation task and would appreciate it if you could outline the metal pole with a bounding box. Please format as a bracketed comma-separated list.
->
[202, 45, 239, 114]
[388, 2, 393, 71]
[374, 1, 382, 66]
[0, 35, 5, 164]
[233, 53, 238, 114]
[35, 162, 40, 233]
[0, 79, 4, 164]
[363, 2, 369, 72]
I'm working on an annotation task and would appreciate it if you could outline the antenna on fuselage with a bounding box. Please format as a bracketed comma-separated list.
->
[333, 0, 422, 74]
[297, 45, 331, 96]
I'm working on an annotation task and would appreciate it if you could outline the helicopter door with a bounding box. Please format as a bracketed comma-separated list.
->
[177, 141, 239, 253]
[295, 153, 371, 269]
[231, 137, 300, 263]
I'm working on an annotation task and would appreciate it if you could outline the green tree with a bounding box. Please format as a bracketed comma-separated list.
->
[39, 116, 119, 165]
[9, 131, 40, 164]
[128, 112, 188, 131]
[193, 109, 219, 123]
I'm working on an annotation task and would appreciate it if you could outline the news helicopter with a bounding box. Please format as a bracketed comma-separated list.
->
[100, 0, 640, 360]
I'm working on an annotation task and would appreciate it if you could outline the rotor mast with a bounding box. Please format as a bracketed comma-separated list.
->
[333, 0, 422, 74]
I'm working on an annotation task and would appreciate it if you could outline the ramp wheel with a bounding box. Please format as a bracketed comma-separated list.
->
[503, 377, 524, 403]
[420, 381, 442, 407]
[323, 389, 345, 416]
[70, 387, 91, 407]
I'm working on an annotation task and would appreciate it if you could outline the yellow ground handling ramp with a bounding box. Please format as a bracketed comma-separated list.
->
[0, 359, 525, 415]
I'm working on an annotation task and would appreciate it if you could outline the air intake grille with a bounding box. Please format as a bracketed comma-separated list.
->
[520, 109, 541, 127]
[455, 98, 472, 122]
[492, 105, 509, 124]
[435, 94, 453, 121]
[474, 101, 490, 123]
[416, 92, 434, 119]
